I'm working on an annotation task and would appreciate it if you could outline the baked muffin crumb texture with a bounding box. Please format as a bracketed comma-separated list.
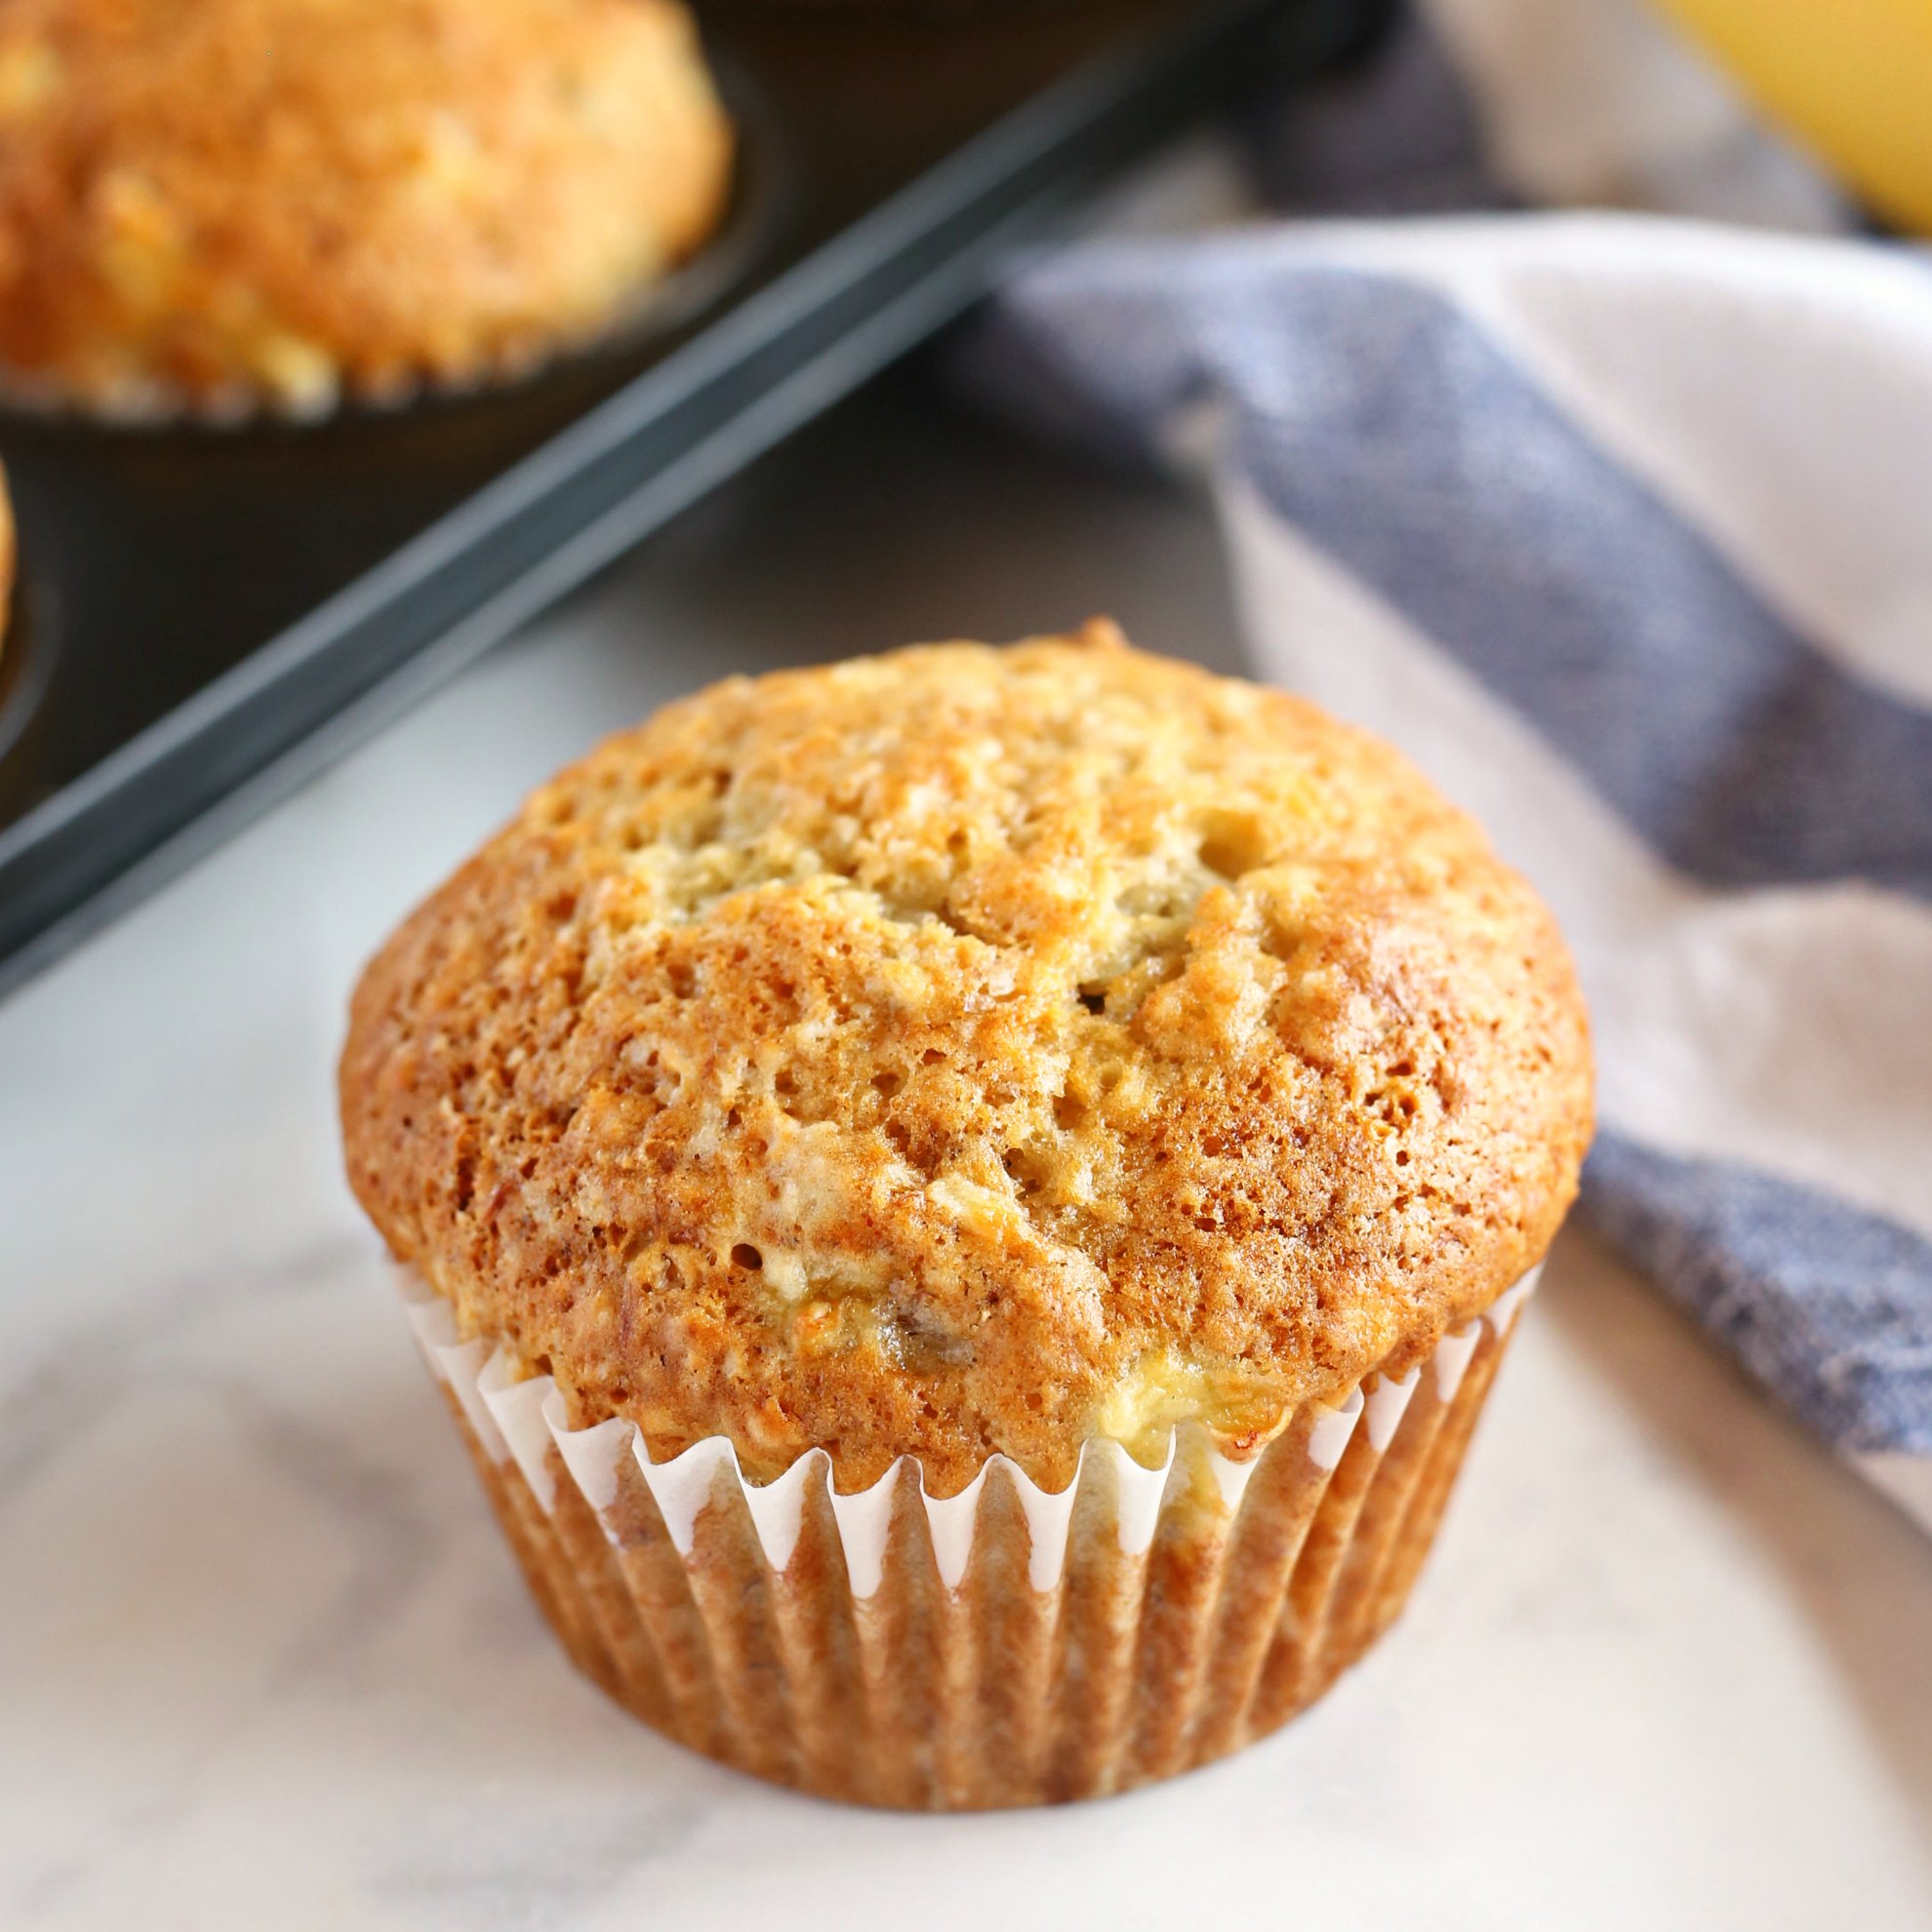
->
[0, 0, 733, 413]
[342, 623, 1592, 1492]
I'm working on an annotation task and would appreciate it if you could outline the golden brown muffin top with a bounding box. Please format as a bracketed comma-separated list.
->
[0, 0, 732, 415]
[342, 625, 1592, 1493]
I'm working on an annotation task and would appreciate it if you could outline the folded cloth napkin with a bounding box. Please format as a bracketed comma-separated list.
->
[966, 13, 1932, 1530]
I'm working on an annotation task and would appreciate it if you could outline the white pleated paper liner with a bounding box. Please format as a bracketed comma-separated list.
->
[399, 1260, 1540, 1808]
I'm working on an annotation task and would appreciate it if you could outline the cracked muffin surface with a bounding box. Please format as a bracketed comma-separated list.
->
[0, 0, 732, 415]
[341, 623, 1592, 1492]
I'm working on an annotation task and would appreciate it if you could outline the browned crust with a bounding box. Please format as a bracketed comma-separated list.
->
[342, 624, 1593, 1492]
[0, 0, 733, 413]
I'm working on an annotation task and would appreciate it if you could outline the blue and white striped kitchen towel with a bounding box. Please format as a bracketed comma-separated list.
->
[973, 210, 1932, 1530]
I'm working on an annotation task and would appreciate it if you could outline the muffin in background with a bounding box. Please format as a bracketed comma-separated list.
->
[342, 622, 1593, 1807]
[0, 0, 734, 419]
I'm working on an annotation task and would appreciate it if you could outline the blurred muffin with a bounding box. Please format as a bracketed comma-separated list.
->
[342, 623, 1592, 1806]
[0, 0, 734, 418]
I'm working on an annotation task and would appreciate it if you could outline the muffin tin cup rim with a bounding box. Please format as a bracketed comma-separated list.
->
[0, 577, 59, 774]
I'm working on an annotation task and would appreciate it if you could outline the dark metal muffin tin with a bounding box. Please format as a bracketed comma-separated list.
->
[0, 0, 1386, 996]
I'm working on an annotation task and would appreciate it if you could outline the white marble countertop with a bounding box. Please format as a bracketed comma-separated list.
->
[3, 375, 1929, 1931]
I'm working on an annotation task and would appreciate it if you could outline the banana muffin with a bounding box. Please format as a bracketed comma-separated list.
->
[341, 623, 1592, 1806]
[0, 0, 733, 417]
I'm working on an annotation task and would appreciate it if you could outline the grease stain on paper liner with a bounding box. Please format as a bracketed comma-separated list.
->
[397, 1260, 1540, 1807]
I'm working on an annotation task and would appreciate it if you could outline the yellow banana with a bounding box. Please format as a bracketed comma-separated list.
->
[1647, 0, 1932, 232]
